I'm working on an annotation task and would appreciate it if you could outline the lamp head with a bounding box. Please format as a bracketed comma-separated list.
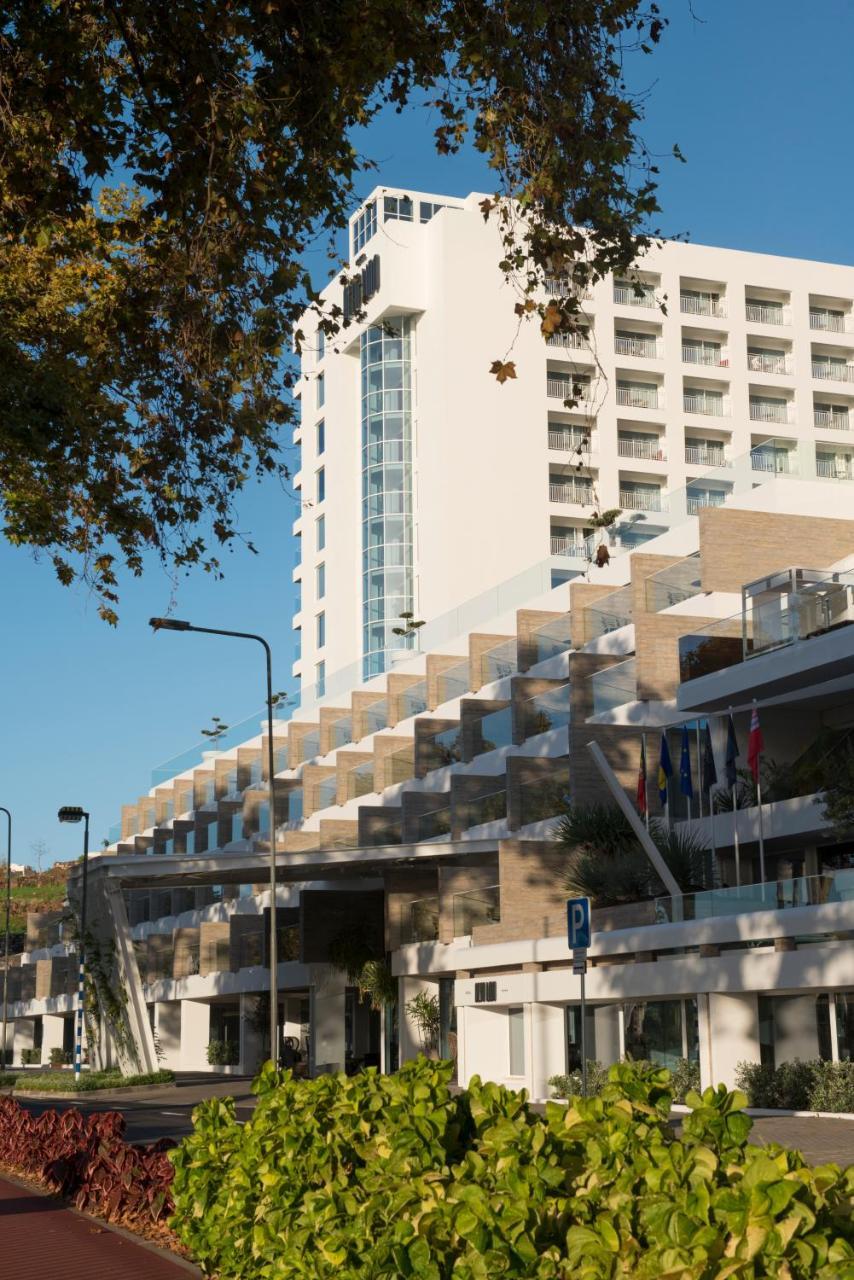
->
[58, 806, 86, 824]
[149, 616, 191, 632]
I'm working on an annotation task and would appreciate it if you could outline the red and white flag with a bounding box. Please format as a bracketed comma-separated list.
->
[747, 706, 763, 784]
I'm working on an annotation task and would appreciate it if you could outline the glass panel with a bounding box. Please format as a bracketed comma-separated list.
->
[836, 993, 854, 1060]
[623, 999, 692, 1070]
[475, 705, 513, 753]
[423, 726, 462, 771]
[438, 660, 470, 703]
[644, 552, 703, 612]
[317, 777, 338, 810]
[519, 684, 571, 738]
[589, 659, 637, 715]
[468, 788, 507, 828]
[401, 896, 439, 944]
[585, 585, 633, 637]
[517, 774, 569, 826]
[287, 789, 304, 823]
[482, 638, 518, 682]
[414, 804, 452, 840]
[331, 716, 353, 748]
[399, 680, 428, 719]
[346, 761, 375, 800]
[652, 869, 854, 924]
[531, 613, 573, 662]
[453, 885, 501, 935]
[364, 700, 389, 734]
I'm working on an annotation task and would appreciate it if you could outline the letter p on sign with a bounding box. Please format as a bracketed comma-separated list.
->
[567, 897, 590, 950]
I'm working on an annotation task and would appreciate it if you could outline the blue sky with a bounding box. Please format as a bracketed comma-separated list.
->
[4, 0, 854, 865]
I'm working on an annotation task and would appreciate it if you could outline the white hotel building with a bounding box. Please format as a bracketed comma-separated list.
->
[3, 190, 854, 1095]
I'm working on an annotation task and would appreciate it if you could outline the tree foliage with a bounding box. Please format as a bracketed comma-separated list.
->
[0, 1, 668, 617]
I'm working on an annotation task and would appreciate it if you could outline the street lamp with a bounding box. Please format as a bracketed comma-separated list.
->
[58, 806, 90, 1080]
[1, 807, 11, 1069]
[150, 617, 281, 1064]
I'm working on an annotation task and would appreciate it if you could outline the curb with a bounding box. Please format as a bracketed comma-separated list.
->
[11, 1083, 177, 1102]
[669, 1104, 854, 1121]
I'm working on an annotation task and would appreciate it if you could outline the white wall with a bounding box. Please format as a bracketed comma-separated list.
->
[179, 999, 211, 1071]
[708, 992, 758, 1089]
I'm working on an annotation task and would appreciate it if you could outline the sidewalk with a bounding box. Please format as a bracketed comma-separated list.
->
[0, 1176, 200, 1278]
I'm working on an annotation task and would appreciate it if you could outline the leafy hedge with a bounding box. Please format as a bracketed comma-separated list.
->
[12, 1068, 174, 1093]
[736, 1060, 854, 1113]
[0, 1096, 175, 1231]
[169, 1057, 854, 1278]
[549, 1058, 700, 1103]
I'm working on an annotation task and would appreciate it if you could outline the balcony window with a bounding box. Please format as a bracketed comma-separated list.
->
[316, 466, 325, 503]
[616, 381, 658, 409]
[316, 418, 325, 455]
[614, 330, 660, 358]
[316, 611, 326, 648]
[747, 348, 790, 375]
[749, 396, 789, 424]
[548, 426, 589, 452]
[383, 194, 413, 222]
[546, 328, 589, 349]
[316, 514, 325, 550]
[619, 483, 662, 512]
[316, 328, 325, 361]
[613, 279, 657, 308]
[680, 289, 724, 318]
[751, 446, 793, 474]
[352, 201, 377, 255]
[745, 298, 785, 325]
[316, 562, 325, 599]
[814, 404, 850, 431]
[684, 389, 724, 416]
[617, 432, 664, 460]
[816, 451, 853, 480]
[546, 373, 589, 400]
[812, 356, 854, 383]
[685, 439, 726, 467]
[682, 338, 724, 366]
[810, 307, 847, 333]
[316, 372, 325, 408]
[686, 489, 728, 514]
[549, 478, 593, 505]
[419, 201, 444, 223]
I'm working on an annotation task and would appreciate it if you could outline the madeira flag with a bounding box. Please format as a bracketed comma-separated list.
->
[657, 732, 673, 808]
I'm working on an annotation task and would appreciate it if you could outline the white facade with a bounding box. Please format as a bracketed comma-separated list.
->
[294, 186, 854, 695]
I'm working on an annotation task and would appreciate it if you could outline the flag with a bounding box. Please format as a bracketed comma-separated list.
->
[657, 732, 673, 807]
[636, 739, 647, 816]
[725, 714, 739, 788]
[747, 705, 764, 784]
[679, 724, 694, 799]
[701, 722, 718, 794]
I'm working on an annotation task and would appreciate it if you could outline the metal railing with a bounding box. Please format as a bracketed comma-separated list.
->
[810, 311, 848, 333]
[816, 457, 853, 480]
[686, 492, 727, 514]
[613, 283, 657, 308]
[452, 884, 501, 935]
[546, 376, 590, 400]
[749, 400, 790, 423]
[549, 481, 593, 505]
[614, 335, 661, 358]
[680, 294, 725, 318]
[813, 361, 854, 383]
[747, 352, 791, 375]
[546, 330, 588, 349]
[619, 488, 663, 512]
[684, 392, 725, 416]
[750, 449, 793, 473]
[814, 408, 850, 431]
[548, 429, 590, 452]
[617, 436, 665, 460]
[685, 445, 727, 467]
[550, 535, 587, 557]
[616, 384, 659, 409]
[746, 302, 786, 325]
[682, 344, 726, 366]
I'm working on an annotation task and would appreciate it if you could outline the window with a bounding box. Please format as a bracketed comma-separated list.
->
[508, 1007, 525, 1076]
[419, 201, 444, 223]
[316, 418, 325, 455]
[316, 611, 326, 648]
[316, 514, 325, 551]
[383, 194, 413, 222]
[352, 201, 377, 255]
[315, 661, 326, 697]
[317, 328, 325, 361]
[316, 372, 325, 408]
[316, 562, 325, 599]
[316, 467, 325, 504]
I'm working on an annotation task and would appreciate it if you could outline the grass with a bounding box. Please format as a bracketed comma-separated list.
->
[4, 1068, 174, 1092]
[8, 879, 68, 933]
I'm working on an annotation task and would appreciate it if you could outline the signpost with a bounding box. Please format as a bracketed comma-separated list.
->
[567, 897, 590, 1096]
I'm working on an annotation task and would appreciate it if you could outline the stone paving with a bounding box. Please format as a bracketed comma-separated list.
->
[747, 1114, 854, 1167]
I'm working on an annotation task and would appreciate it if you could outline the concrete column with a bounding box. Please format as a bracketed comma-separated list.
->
[179, 1000, 211, 1071]
[773, 996, 820, 1064]
[398, 975, 435, 1063]
[41, 1014, 66, 1066]
[154, 1001, 182, 1071]
[530, 1003, 565, 1100]
[309, 965, 346, 1075]
[240, 994, 265, 1075]
[13, 1019, 35, 1066]
[708, 993, 758, 1089]
[697, 993, 714, 1092]
[594, 1005, 622, 1066]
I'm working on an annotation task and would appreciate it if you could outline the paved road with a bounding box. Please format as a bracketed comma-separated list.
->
[11, 1072, 259, 1144]
[0, 1175, 200, 1277]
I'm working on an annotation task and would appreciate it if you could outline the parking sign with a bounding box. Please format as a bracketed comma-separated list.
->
[566, 897, 590, 950]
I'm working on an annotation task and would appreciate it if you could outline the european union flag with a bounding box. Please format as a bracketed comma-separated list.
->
[679, 724, 694, 799]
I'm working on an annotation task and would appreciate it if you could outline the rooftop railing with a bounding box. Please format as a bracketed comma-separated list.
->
[453, 884, 501, 935]
[422, 724, 463, 772]
[652, 869, 854, 922]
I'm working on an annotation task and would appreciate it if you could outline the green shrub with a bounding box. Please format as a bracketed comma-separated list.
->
[809, 1061, 854, 1113]
[548, 1060, 608, 1098]
[21, 1047, 41, 1065]
[169, 1057, 854, 1278]
[49, 1046, 72, 1067]
[14, 1068, 174, 1093]
[736, 1059, 831, 1110]
[668, 1055, 701, 1103]
[206, 1039, 239, 1066]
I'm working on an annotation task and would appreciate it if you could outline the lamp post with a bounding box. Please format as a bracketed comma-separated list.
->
[58, 806, 90, 1080]
[1, 807, 11, 1069]
[150, 618, 281, 1065]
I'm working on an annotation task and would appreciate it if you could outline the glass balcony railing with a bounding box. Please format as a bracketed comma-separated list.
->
[520, 683, 571, 738]
[531, 612, 573, 662]
[474, 704, 513, 754]
[644, 551, 703, 613]
[652, 870, 854, 923]
[300, 730, 321, 761]
[589, 658, 637, 715]
[331, 716, 353, 749]
[453, 885, 501, 936]
[230, 813, 244, 842]
[586, 584, 633, 637]
[422, 725, 463, 771]
[399, 681, 428, 719]
[414, 804, 452, 841]
[363, 700, 389, 734]
[468, 787, 508, 829]
[274, 745, 289, 773]
[437, 660, 470, 704]
[247, 759, 263, 788]
[401, 896, 440, 944]
[287, 789, 304, 824]
[387, 744, 415, 785]
[223, 768, 239, 796]
[517, 774, 568, 827]
[185, 829, 196, 855]
[346, 760, 375, 800]
[316, 777, 338, 810]
[482, 638, 517, 682]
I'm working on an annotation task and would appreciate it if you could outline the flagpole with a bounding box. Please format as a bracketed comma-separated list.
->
[757, 773, 767, 893]
[642, 733, 649, 831]
[729, 708, 741, 889]
[695, 721, 703, 819]
[752, 700, 767, 893]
